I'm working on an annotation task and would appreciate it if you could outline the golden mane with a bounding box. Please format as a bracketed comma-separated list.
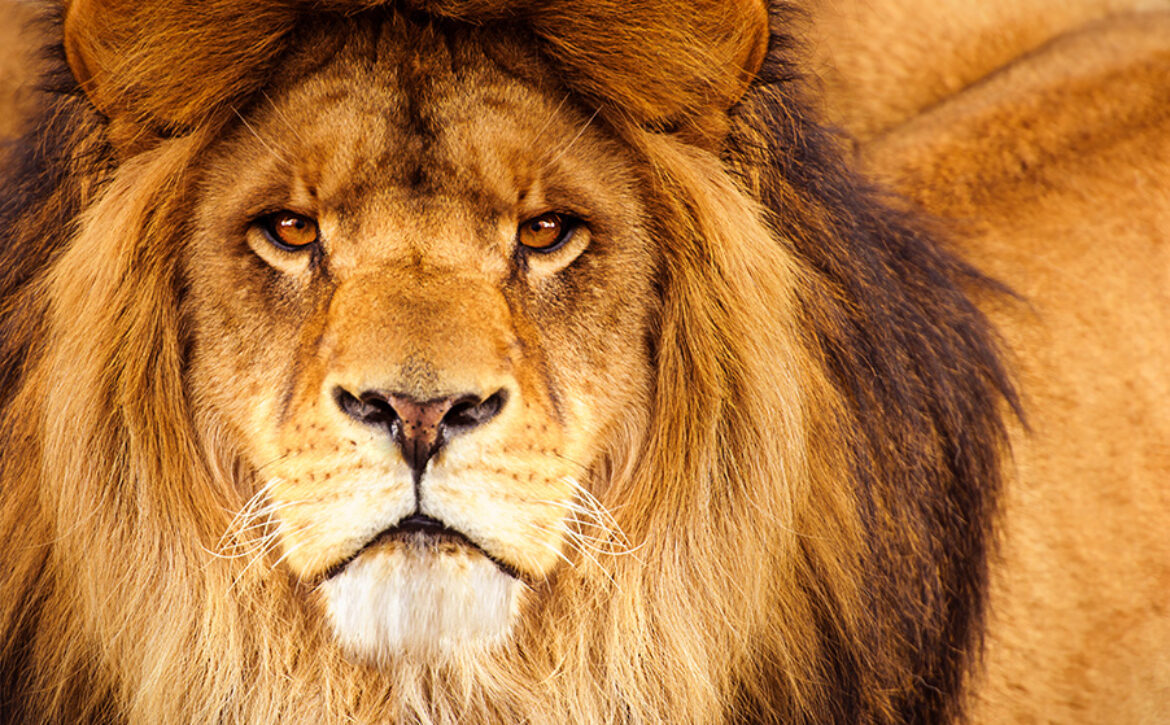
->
[0, 1, 1014, 722]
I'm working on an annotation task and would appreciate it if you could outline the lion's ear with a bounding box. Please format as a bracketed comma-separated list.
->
[63, 0, 296, 153]
[64, 0, 769, 152]
[526, 0, 770, 145]
[415, 0, 770, 144]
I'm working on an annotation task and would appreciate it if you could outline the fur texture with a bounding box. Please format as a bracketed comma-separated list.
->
[854, 10, 1170, 721]
[0, 1, 1017, 723]
[806, 0, 1170, 143]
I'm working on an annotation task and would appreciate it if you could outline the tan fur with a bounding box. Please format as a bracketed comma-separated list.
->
[807, 0, 1170, 144]
[0, 0, 1166, 722]
[853, 12, 1170, 721]
[0, 0, 40, 142]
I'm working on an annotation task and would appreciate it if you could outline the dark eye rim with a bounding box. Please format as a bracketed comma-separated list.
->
[517, 212, 585, 255]
[255, 210, 320, 252]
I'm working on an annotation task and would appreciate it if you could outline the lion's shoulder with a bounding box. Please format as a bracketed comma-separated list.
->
[861, 12, 1170, 218]
[809, 0, 1170, 144]
[0, 1, 46, 144]
[851, 10, 1170, 723]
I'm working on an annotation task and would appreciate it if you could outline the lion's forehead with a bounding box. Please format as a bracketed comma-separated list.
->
[204, 46, 635, 281]
[235, 28, 614, 231]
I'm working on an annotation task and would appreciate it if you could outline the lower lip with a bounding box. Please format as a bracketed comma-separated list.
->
[322, 527, 523, 583]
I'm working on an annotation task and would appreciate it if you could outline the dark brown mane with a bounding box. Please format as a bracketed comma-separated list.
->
[0, 2, 1015, 722]
[724, 33, 1018, 718]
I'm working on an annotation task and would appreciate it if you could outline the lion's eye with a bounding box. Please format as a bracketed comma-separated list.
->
[517, 212, 579, 253]
[259, 211, 319, 251]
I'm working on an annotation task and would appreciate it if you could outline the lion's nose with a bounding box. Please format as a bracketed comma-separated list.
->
[334, 387, 507, 476]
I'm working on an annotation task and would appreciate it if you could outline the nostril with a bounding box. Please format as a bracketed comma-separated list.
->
[442, 389, 508, 432]
[333, 385, 508, 476]
[334, 387, 399, 427]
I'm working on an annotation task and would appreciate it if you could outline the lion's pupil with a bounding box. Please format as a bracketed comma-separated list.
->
[275, 213, 317, 247]
[521, 214, 563, 249]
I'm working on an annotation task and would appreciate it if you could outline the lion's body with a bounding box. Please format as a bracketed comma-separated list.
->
[846, 11, 1170, 720]
[0, 1, 1167, 723]
[807, 0, 1170, 144]
[803, 4, 1170, 719]
[0, 1, 40, 142]
[806, 4, 1170, 719]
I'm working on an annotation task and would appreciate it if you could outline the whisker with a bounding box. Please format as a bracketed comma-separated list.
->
[559, 476, 635, 542]
[530, 521, 610, 577]
[531, 93, 571, 147]
[232, 107, 291, 166]
[260, 90, 311, 149]
[533, 533, 576, 569]
[214, 490, 306, 552]
[542, 107, 601, 171]
[252, 453, 293, 476]
[229, 520, 309, 592]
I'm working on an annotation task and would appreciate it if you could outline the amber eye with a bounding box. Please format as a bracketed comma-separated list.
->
[517, 212, 578, 253]
[259, 211, 319, 251]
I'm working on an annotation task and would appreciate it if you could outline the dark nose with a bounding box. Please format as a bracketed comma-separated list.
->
[334, 387, 507, 476]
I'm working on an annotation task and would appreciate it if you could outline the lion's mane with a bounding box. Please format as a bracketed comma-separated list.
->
[0, 1, 1014, 722]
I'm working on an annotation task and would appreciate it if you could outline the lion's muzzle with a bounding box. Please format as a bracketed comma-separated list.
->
[334, 387, 508, 477]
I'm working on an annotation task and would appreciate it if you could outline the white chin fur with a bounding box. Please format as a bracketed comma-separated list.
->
[319, 541, 522, 664]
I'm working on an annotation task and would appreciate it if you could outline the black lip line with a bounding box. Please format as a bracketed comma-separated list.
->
[318, 514, 526, 584]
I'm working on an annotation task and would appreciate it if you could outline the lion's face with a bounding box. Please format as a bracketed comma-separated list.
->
[183, 20, 656, 662]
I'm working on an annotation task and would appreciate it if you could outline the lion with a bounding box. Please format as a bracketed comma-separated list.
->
[0, 0, 1167, 723]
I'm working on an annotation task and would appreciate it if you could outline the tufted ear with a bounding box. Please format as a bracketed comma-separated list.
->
[63, 0, 297, 150]
[529, 0, 771, 141]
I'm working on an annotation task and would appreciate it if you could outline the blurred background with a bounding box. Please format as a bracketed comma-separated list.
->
[0, 0, 42, 141]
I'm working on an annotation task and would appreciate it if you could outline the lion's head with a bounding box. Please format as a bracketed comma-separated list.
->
[186, 17, 666, 660]
[0, 1, 1013, 722]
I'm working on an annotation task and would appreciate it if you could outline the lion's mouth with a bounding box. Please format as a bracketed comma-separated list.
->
[322, 514, 522, 582]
